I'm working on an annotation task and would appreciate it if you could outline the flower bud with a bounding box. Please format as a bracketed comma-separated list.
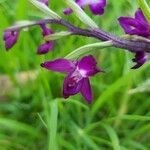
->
[3, 30, 19, 50]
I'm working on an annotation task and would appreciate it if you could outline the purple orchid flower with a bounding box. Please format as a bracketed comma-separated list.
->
[3, 30, 19, 50]
[64, 0, 107, 16]
[41, 55, 102, 103]
[118, 9, 150, 37]
[37, 24, 54, 54]
[118, 9, 149, 69]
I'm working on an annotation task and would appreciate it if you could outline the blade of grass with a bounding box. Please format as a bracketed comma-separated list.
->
[91, 72, 132, 117]
[49, 100, 58, 150]
[100, 123, 121, 150]
[0, 118, 42, 138]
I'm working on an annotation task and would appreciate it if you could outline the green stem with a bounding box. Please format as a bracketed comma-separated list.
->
[138, 0, 150, 22]
[65, 41, 113, 59]
[44, 31, 72, 41]
[64, 0, 98, 28]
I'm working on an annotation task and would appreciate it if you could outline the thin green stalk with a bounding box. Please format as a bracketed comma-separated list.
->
[138, 0, 150, 22]
[64, 0, 98, 28]
[49, 100, 58, 150]
[65, 41, 113, 59]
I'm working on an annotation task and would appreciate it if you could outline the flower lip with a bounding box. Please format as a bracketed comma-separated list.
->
[63, 71, 84, 98]
[77, 68, 87, 77]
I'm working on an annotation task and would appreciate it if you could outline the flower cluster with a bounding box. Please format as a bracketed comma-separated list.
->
[3, 0, 150, 103]
[119, 9, 149, 69]
[3, 0, 54, 54]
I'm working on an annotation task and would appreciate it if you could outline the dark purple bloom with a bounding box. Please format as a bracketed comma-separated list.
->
[132, 51, 148, 69]
[64, 0, 107, 16]
[37, 24, 54, 54]
[118, 9, 150, 69]
[63, 8, 73, 15]
[118, 9, 150, 37]
[41, 55, 102, 103]
[3, 30, 19, 50]
[38, 42, 54, 54]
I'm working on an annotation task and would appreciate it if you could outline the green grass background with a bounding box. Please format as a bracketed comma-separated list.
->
[0, 0, 150, 149]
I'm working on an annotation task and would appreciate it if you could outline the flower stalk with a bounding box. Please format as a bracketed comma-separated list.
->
[29, 0, 61, 19]
[65, 41, 113, 59]
[5, 18, 150, 53]
[64, 0, 98, 28]
[44, 31, 72, 41]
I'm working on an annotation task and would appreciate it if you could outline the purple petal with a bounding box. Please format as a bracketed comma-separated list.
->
[3, 30, 19, 50]
[63, 8, 73, 15]
[37, 41, 54, 54]
[89, 6, 104, 15]
[3, 31, 12, 40]
[118, 9, 150, 37]
[63, 73, 83, 99]
[81, 78, 93, 103]
[39, 24, 55, 53]
[40, 24, 53, 36]
[78, 55, 100, 77]
[118, 17, 141, 35]
[132, 51, 148, 69]
[77, 0, 106, 7]
[135, 9, 147, 23]
[41, 58, 75, 73]
[5, 37, 17, 50]
[89, 0, 106, 15]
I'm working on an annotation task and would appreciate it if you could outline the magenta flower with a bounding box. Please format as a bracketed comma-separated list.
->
[132, 51, 148, 69]
[64, 0, 107, 16]
[37, 24, 54, 54]
[41, 55, 102, 103]
[118, 9, 150, 37]
[118, 9, 149, 69]
[3, 30, 19, 50]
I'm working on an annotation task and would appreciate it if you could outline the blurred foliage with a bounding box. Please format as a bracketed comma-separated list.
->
[0, 0, 150, 150]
